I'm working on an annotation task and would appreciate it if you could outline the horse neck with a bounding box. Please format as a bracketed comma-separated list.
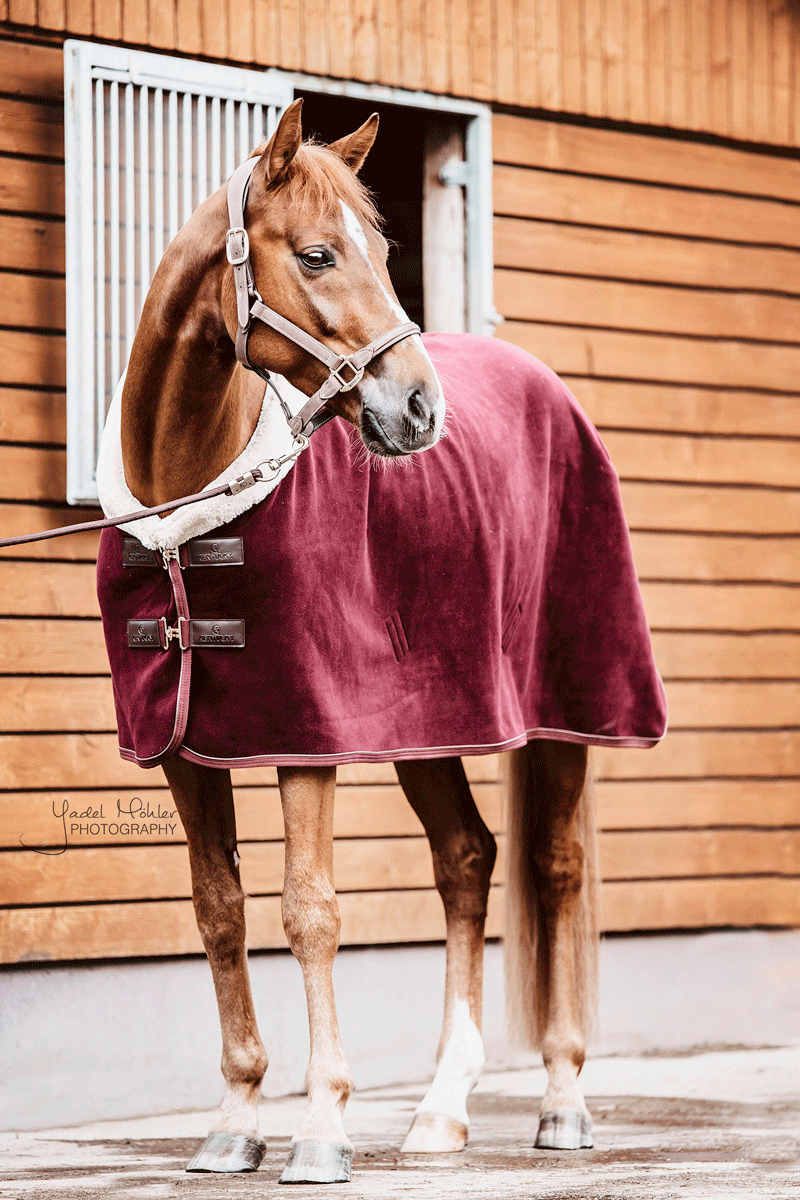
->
[120, 193, 265, 508]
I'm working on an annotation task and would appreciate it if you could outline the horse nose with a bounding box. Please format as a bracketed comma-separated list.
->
[404, 384, 436, 444]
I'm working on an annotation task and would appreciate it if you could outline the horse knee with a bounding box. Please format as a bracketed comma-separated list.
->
[282, 876, 341, 963]
[433, 825, 497, 919]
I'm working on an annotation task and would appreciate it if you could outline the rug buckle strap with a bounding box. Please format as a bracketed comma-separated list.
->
[160, 615, 189, 651]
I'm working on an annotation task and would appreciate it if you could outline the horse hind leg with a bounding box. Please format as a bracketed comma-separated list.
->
[277, 765, 354, 1184]
[394, 757, 497, 1153]
[161, 756, 268, 1173]
[504, 739, 598, 1150]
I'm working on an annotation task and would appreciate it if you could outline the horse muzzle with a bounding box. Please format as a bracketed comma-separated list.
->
[361, 383, 440, 457]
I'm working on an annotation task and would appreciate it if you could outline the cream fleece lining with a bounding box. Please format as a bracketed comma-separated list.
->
[95, 370, 303, 550]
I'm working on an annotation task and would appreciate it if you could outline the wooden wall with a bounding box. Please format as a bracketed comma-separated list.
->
[0, 34, 798, 964]
[3, 1, 800, 147]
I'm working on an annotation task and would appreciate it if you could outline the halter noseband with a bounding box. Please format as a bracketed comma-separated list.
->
[226, 156, 421, 439]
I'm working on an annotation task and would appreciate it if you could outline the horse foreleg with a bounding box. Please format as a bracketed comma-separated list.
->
[394, 757, 497, 1152]
[532, 740, 596, 1150]
[161, 756, 268, 1173]
[277, 764, 354, 1184]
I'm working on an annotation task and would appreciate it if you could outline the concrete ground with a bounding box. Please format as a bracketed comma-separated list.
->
[1, 1044, 798, 1199]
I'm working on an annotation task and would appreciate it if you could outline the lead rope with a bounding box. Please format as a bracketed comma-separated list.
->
[0, 435, 309, 549]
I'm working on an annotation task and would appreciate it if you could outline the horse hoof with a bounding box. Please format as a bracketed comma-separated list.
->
[279, 1139, 353, 1184]
[186, 1131, 266, 1172]
[535, 1108, 593, 1150]
[401, 1111, 468, 1153]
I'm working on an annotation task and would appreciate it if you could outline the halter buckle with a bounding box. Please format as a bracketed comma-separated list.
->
[226, 227, 250, 266]
[331, 356, 365, 393]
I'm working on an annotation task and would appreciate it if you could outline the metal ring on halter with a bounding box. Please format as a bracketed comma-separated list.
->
[330, 358, 365, 393]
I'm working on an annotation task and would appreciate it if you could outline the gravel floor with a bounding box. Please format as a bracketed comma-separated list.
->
[2, 1045, 798, 1199]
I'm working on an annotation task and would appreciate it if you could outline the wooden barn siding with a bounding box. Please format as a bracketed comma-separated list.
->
[1, 40, 799, 963]
[3, 0, 800, 147]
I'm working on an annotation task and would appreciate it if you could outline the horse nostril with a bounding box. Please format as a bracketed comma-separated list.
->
[406, 387, 431, 431]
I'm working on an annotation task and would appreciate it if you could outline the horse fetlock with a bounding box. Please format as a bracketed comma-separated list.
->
[542, 1032, 586, 1076]
[306, 1067, 354, 1110]
[221, 1039, 269, 1090]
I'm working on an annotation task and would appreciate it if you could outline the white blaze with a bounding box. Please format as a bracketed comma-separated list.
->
[338, 200, 446, 443]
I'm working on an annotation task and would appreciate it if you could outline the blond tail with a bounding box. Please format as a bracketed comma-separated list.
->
[502, 741, 599, 1049]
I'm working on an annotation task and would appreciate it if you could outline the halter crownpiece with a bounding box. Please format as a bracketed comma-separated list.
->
[226, 156, 421, 437]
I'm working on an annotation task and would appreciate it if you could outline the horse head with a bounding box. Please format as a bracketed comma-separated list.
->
[221, 98, 446, 457]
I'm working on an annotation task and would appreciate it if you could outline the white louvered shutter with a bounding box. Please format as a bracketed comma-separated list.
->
[64, 41, 293, 503]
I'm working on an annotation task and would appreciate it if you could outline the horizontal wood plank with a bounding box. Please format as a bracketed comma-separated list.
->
[0, 508, 100, 560]
[630, 533, 800, 583]
[494, 165, 800, 249]
[7, 675, 800, 735]
[0, 271, 64, 330]
[493, 217, 800, 295]
[3, 875, 798, 963]
[0, 783, 503, 849]
[652, 631, 800, 679]
[0, 618, 106, 671]
[6, 826, 800, 907]
[500, 320, 800, 392]
[0, 40, 63, 101]
[568, 378, 800, 438]
[0, 730, 795, 791]
[0, 561, 98, 616]
[492, 113, 800, 203]
[0, 392, 66, 446]
[602, 876, 800, 931]
[664, 681, 800, 728]
[0, 214, 65, 275]
[0, 158, 64, 218]
[641, 581, 800, 631]
[598, 778, 800, 830]
[495, 269, 800, 343]
[0, 675, 115, 731]
[0, 97, 63, 158]
[4, 777, 798, 856]
[0, 733, 501, 790]
[620, 481, 800, 535]
[604, 430, 800, 489]
[594, 730, 800, 780]
[0, 329, 65, 388]
[0, 445, 65, 501]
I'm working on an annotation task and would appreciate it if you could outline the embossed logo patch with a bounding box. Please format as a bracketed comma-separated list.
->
[189, 620, 245, 648]
[127, 619, 162, 648]
[187, 538, 244, 566]
[122, 539, 158, 567]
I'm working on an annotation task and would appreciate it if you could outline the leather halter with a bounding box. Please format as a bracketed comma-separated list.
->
[226, 156, 421, 438]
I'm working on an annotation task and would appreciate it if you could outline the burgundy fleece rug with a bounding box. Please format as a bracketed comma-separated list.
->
[97, 333, 667, 769]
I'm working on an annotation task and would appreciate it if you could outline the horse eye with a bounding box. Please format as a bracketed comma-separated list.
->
[298, 249, 333, 270]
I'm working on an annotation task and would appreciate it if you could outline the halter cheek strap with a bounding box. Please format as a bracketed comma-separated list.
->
[226, 156, 421, 438]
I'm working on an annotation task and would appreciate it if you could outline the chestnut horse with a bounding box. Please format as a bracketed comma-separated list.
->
[116, 98, 597, 1183]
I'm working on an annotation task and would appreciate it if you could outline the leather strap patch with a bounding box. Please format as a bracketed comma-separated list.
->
[122, 539, 159, 567]
[122, 536, 244, 567]
[189, 620, 246, 648]
[127, 620, 164, 648]
[186, 537, 244, 566]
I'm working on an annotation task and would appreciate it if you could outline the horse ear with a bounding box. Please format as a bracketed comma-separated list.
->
[259, 97, 303, 185]
[328, 113, 379, 173]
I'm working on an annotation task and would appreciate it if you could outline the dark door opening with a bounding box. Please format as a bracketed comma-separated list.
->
[294, 90, 428, 328]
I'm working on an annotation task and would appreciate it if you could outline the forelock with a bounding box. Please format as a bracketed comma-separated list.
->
[265, 140, 383, 232]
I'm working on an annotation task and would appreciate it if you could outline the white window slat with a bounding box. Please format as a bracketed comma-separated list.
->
[65, 41, 292, 503]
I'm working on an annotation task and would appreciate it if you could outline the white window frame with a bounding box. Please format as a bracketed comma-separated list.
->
[64, 42, 496, 505]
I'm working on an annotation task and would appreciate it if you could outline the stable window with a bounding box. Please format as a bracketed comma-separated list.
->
[64, 41, 494, 504]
